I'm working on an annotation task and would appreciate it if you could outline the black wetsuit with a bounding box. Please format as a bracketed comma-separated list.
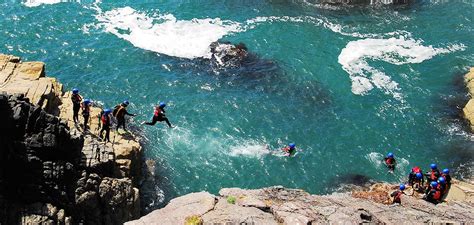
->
[115, 104, 135, 131]
[100, 113, 111, 142]
[82, 103, 90, 130]
[71, 94, 82, 123]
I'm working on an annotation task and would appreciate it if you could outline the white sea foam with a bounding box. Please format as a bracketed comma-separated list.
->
[338, 36, 466, 99]
[23, 0, 62, 7]
[95, 7, 243, 59]
[366, 152, 384, 169]
[229, 144, 271, 158]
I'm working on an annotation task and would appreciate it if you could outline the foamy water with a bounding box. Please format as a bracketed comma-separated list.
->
[338, 36, 466, 99]
[23, 0, 62, 7]
[94, 7, 243, 59]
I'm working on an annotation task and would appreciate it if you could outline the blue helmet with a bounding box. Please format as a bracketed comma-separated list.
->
[416, 173, 423, 179]
[387, 152, 394, 158]
[399, 184, 406, 191]
[442, 168, 449, 174]
[159, 102, 166, 108]
[430, 181, 438, 188]
[430, 163, 437, 170]
[72, 88, 79, 94]
[83, 99, 91, 104]
[289, 143, 296, 149]
[438, 177, 446, 184]
[104, 108, 112, 114]
[123, 100, 129, 106]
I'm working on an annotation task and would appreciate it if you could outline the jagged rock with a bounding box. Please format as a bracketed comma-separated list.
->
[132, 185, 474, 224]
[125, 192, 216, 225]
[463, 68, 474, 131]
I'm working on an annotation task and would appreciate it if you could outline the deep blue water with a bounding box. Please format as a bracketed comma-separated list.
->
[1, 0, 473, 209]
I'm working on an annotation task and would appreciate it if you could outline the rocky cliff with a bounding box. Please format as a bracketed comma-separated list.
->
[0, 54, 143, 224]
[127, 182, 474, 225]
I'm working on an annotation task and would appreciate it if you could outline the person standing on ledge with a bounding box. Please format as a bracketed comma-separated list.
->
[99, 108, 112, 142]
[282, 143, 296, 157]
[384, 152, 396, 172]
[113, 100, 135, 132]
[81, 99, 92, 131]
[71, 88, 82, 124]
[142, 102, 173, 128]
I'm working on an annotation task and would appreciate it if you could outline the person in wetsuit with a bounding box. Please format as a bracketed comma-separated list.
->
[384, 152, 396, 172]
[113, 100, 135, 131]
[143, 102, 172, 128]
[390, 184, 406, 204]
[282, 143, 296, 156]
[71, 88, 82, 123]
[99, 108, 112, 142]
[81, 99, 92, 131]
[425, 163, 440, 184]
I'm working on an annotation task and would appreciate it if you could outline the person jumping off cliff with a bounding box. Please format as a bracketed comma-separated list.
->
[384, 152, 396, 172]
[81, 99, 92, 131]
[113, 100, 135, 132]
[71, 88, 82, 123]
[142, 102, 173, 128]
[99, 108, 112, 142]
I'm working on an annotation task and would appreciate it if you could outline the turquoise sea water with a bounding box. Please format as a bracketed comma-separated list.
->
[1, 0, 473, 209]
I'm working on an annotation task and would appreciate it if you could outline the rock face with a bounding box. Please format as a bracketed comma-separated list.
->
[463, 68, 474, 131]
[128, 184, 474, 225]
[0, 54, 143, 224]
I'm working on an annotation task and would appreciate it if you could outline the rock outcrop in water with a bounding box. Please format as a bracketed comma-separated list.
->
[127, 182, 474, 224]
[0, 54, 143, 224]
[462, 68, 474, 131]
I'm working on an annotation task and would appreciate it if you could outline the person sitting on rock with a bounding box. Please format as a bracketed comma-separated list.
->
[424, 181, 442, 204]
[437, 177, 447, 195]
[99, 108, 112, 142]
[441, 168, 452, 188]
[408, 166, 423, 186]
[425, 163, 440, 184]
[71, 88, 82, 123]
[282, 143, 296, 157]
[384, 152, 396, 172]
[412, 173, 425, 192]
[142, 102, 172, 128]
[113, 100, 135, 132]
[390, 184, 405, 204]
[81, 99, 92, 131]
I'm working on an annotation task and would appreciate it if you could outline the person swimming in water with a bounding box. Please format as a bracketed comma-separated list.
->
[384, 152, 396, 172]
[282, 143, 296, 156]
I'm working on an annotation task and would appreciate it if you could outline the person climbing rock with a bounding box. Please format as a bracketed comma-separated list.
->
[143, 102, 172, 128]
[384, 152, 396, 172]
[282, 143, 296, 156]
[113, 100, 135, 132]
[424, 181, 442, 204]
[390, 184, 405, 204]
[81, 99, 92, 131]
[71, 88, 82, 123]
[425, 163, 440, 184]
[408, 166, 423, 186]
[441, 168, 452, 188]
[99, 108, 112, 142]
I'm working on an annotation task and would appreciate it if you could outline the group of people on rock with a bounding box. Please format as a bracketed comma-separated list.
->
[384, 152, 452, 205]
[70, 88, 173, 142]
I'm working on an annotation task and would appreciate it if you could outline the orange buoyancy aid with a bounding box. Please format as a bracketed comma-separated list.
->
[154, 107, 162, 117]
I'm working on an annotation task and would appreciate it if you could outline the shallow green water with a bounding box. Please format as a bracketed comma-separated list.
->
[1, 0, 473, 209]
